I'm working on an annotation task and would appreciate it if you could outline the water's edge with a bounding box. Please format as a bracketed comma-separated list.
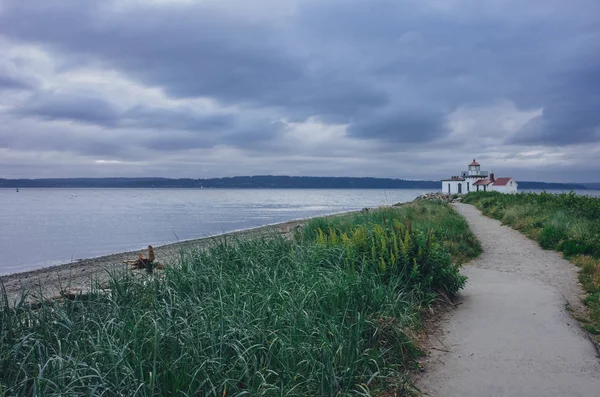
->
[0, 209, 360, 294]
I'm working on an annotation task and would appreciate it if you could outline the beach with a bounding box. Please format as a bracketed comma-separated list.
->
[0, 217, 311, 302]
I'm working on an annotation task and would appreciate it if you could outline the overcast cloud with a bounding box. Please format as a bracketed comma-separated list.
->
[1, 0, 599, 182]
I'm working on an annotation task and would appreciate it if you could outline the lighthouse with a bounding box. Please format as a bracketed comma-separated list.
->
[441, 159, 517, 194]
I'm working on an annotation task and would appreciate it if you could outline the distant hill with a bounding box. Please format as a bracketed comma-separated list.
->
[583, 183, 600, 190]
[0, 176, 439, 189]
[0, 176, 589, 190]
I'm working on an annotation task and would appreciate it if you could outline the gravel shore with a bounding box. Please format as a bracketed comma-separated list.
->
[0, 216, 328, 302]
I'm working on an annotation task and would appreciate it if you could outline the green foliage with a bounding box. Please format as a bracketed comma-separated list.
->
[539, 223, 568, 250]
[464, 190, 600, 220]
[303, 201, 482, 265]
[0, 202, 480, 396]
[306, 217, 465, 298]
[463, 191, 600, 257]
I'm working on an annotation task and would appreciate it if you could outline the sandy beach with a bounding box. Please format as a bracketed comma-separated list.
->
[0, 217, 318, 303]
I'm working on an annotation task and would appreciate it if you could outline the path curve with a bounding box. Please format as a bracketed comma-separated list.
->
[417, 203, 600, 397]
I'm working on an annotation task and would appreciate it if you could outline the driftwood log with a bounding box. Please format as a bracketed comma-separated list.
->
[125, 245, 164, 273]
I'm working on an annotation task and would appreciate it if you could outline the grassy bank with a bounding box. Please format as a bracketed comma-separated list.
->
[1, 201, 480, 396]
[463, 191, 600, 339]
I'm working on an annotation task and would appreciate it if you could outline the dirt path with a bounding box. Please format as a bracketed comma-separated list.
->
[417, 203, 600, 397]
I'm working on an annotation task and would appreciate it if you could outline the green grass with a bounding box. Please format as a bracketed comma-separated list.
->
[463, 191, 600, 341]
[0, 201, 480, 396]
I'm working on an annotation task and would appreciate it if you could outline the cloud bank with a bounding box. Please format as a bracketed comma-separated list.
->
[1, 0, 599, 181]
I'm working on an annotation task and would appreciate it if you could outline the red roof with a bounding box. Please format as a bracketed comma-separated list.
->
[469, 159, 480, 166]
[473, 179, 494, 185]
[493, 177, 512, 186]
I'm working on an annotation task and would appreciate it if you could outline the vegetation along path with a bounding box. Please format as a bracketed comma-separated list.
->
[417, 203, 600, 397]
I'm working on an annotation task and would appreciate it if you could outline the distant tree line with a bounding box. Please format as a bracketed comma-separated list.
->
[0, 176, 589, 190]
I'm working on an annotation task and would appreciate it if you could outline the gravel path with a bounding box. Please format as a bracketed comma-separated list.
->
[417, 203, 600, 397]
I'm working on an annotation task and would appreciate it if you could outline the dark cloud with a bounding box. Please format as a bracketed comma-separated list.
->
[0, 1, 387, 120]
[14, 90, 238, 133]
[7, 88, 284, 155]
[1, 0, 600, 180]
[141, 133, 214, 152]
[510, 105, 600, 146]
[0, 61, 39, 90]
[15, 90, 121, 127]
[140, 118, 285, 152]
[509, 65, 600, 145]
[348, 108, 448, 143]
[297, 0, 600, 145]
[121, 105, 235, 132]
[0, 74, 36, 90]
[221, 120, 287, 148]
[0, 125, 125, 158]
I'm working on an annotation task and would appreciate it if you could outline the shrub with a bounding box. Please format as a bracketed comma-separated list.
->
[539, 224, 567, 250]
[309, 220, 466, 298]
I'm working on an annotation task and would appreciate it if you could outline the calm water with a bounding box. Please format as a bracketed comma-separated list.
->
[0, 188, 429, 275]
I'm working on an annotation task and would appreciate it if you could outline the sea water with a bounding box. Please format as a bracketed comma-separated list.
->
[0, 188, 428, 275]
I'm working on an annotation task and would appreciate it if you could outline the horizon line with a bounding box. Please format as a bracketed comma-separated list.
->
[0, 175, 596, 185]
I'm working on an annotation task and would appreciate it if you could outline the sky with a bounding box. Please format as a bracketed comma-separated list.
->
[1, 0, 599, 182]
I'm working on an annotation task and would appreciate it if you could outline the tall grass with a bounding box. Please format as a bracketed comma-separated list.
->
[463, 191, 600, 340]
[301, 204, 481, 286]
[1, 201, 479, 396]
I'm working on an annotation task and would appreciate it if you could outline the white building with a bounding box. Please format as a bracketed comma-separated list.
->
[441, 159, 517, 194]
